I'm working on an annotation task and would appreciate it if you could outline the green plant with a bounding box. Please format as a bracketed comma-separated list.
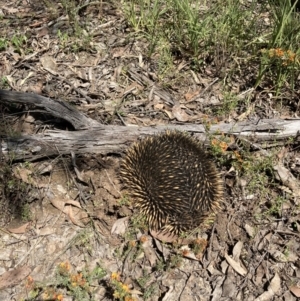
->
[217, 92, 240, 116]
[110, 272, 136, 301]
[57, 30, 70, 48]
[167, 254, 183, 269]
[155, 258, 166, 272]
[0, 76, 9, 89]
[129, 213, 148, 234]
[258, 46, 299, 93]
[267, 195, 286, 216]
[24, 261, 107, 301]
[21, 203, 32, 221]
[190, 238, 208, 256]
[136, 269, 158, 299]
[0, 38, 8, 51]
[123, 0, 166, 32]
[256, 0, 300, 92]
[208, 133, 232, 169]
[137, 270, 150, 287]
[143, 283, 158, 300]
[57, 262, 106, 300]
[11, 34, 27, 54]
[118, 195, 131, 206]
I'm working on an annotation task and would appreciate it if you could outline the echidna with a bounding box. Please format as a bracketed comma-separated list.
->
[120, 130, 223, 234]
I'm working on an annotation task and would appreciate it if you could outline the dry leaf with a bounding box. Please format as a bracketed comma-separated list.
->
[224, 252, 247, 276]
[269, 246, 298, 262]
[7, 222, 29, 234]
[150, 229, 178, 243]
[130, 289, 143, 295]
[40, 55, 57, 72]
[184, 89, 201, 102]
[111, 217, 129, 235]
[50, 197, 66, 211]
[180, 246, 199, 261]
[254, 264, 264, 286]
[289, 284, 300, 298]
[163, 109, 174, 120]
[36, 226, 55, 236]
[237, 103, 255, 121]
[154, 103, 164, 110]
[172, 104, 189, 122]
[50, 197, 82, 212]
[66, 206, 89, 227]
[3, 6, 19, 14]
[74, 166, 86, 183]
[13, 167, 33, 184]
[211, 276, 225, 301]
[274, 163, 300, 198]
[66, 206, 81, 227]
[122, 82, 143, 97]
[245, 223, 255, 237]
[222, 267, 238, 298]
[254, 273, 280, 301]
[232, 241, 243, 259]
[65, 199, 82, 209]
[20, 72, 34, 86]
[142, 239, 158, 267]
[153, 238, 171, 260]
[0, 266, 32, 289]
[112, 47, 125, 58]
[37, 163, 53, 175]
[36, 26, 49, 38]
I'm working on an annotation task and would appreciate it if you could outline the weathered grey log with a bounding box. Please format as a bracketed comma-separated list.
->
[1, 119, 300, 161]
[1, 89, 300, 161]
[0, 89, 100, 130]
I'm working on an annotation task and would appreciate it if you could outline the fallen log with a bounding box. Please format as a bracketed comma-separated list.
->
[1, 89, 299, 161]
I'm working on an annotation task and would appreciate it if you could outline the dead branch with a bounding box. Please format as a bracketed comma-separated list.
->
[1, 89, 300, 161]
[0, 89, 100, 130]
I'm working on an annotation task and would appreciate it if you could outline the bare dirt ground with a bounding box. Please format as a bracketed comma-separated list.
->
[0, 1, 300, 300]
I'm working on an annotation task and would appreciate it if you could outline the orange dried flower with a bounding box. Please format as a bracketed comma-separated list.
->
[70, 273, 86, 287]
[57, 294, 64, 301]
[181, 249, 190, 256]
[211, 138, 228, 153]
[59, 261, 70, 270]
[42, 289, 63, 301]
[122, 284, 130, 292]
[286, 50, 296, 62]
[140, 235, 148, 243]
[58, 261, 71, 275]
[25, 276, 35, 289]
[111, 272, 121, 281]
[274, 48, 284, 57]
[129, 240, 137, 247]
[192, 238, 208, 253]
[267, 48, 297, 66]
[219, 141, 228, 152]
[211, 138, 218, 146]
[233, 151, 243, 162]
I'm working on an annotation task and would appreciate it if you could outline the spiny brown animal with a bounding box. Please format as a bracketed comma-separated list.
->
[120, 130, 223, 234]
